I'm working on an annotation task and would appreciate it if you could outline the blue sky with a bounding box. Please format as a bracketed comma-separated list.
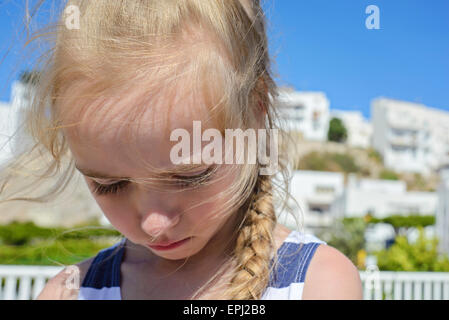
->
[0, 0, 448, 119]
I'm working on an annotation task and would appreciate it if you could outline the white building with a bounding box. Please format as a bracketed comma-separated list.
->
[275, 87, 330, 142]
[436, 160, 449, 255]
[330, 109, 373, 149]
[276, 170, 439, 249]
[0, 80, 36, 165]
[332, 173, 438, 219]
[0, 102, 15, 164]
[371, 98, 449, 176]
[331, 173, 438, 250]
[277, 170, 345, 233]
[279, 170, 438, 233]
[10, 80, 36, 157]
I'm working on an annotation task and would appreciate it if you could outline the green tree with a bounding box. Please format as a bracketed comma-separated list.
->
[19, 70, 41, 85]
[327, 117, 348, 143]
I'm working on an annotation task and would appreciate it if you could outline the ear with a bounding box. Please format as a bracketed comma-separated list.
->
[257, 100, 266, 114]
[254, 77, 268, 128]
[254, 77, 268, 125]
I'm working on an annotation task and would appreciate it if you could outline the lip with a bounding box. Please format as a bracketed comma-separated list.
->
[147, 237, 192, 251]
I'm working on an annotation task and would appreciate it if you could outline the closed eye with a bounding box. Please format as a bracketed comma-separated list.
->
[171, 166, 215, 187]
[90, 180, 130, 196]
[88, 166, 216, 195]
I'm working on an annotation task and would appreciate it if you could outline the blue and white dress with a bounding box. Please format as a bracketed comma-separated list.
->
[77, 230, 326, 300]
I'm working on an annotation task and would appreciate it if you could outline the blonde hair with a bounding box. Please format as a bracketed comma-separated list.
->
[0, 0, 304, 299]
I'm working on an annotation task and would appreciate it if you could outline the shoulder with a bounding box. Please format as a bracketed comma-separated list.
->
[36, 257, 95, 300]
[302, 244, 363, 300]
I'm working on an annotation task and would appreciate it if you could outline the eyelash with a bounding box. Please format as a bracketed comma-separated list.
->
[172, 167, 215, 188]
[90, 167, 215, 196]
[90, 180, 130, 196]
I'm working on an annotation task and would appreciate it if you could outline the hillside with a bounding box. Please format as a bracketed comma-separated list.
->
[292, 139, 440, 192]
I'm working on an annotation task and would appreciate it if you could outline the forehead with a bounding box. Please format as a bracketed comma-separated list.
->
[60, 78, 222, 172]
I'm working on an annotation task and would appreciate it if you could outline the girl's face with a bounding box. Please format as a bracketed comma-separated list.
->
[62, 83, 241, 261]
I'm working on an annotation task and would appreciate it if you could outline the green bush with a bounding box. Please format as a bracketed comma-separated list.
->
[367, 148, 383, 164]
[329, 153, 360, 173]
[298, 151, 361, 173]
[379, 169, 400, 180]
[0, 221, 123, 265]
[0, 222, 61, 246]
[316, 217, 367, 267]
[368, 214, 435, 238]
[0, 221, 121, 245]
[56, 227, 122, 240]
[370, 214, 435, 229]
[0, 238, 120, 265]
[297, 151, 328, 171]
[374, 227, 449, 272]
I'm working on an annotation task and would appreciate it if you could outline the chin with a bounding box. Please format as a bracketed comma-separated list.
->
[155, 252, 193, 261]
[150, 243, 203, 261]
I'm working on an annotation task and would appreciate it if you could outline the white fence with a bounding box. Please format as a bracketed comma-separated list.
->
[1, 265, 449, 300]
[360, 269, 449, 300]
[0, 265, 63, 300]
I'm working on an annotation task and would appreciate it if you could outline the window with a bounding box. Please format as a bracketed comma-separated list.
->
[316, 185, 335, 194]
[391, 144, 407, 152]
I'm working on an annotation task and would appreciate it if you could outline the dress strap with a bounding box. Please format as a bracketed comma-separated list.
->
[81, 238, 126, 289]
[268, 240, 323, 288]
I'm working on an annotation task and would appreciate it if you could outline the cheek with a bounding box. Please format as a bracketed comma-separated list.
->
[183, 170, 240, 228]
[90, 191, 139, 234]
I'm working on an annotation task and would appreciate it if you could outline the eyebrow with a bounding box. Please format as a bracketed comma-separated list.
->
[74, 163, 211, 180]
[75, 165, 125, 180]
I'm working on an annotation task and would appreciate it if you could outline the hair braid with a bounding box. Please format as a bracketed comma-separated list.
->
[227, 173, 277, 299]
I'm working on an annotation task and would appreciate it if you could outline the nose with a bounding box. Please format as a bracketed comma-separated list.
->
[141, 211, 180, 238]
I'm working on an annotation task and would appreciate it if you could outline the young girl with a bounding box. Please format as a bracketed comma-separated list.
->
[2, 0, 362, 300]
